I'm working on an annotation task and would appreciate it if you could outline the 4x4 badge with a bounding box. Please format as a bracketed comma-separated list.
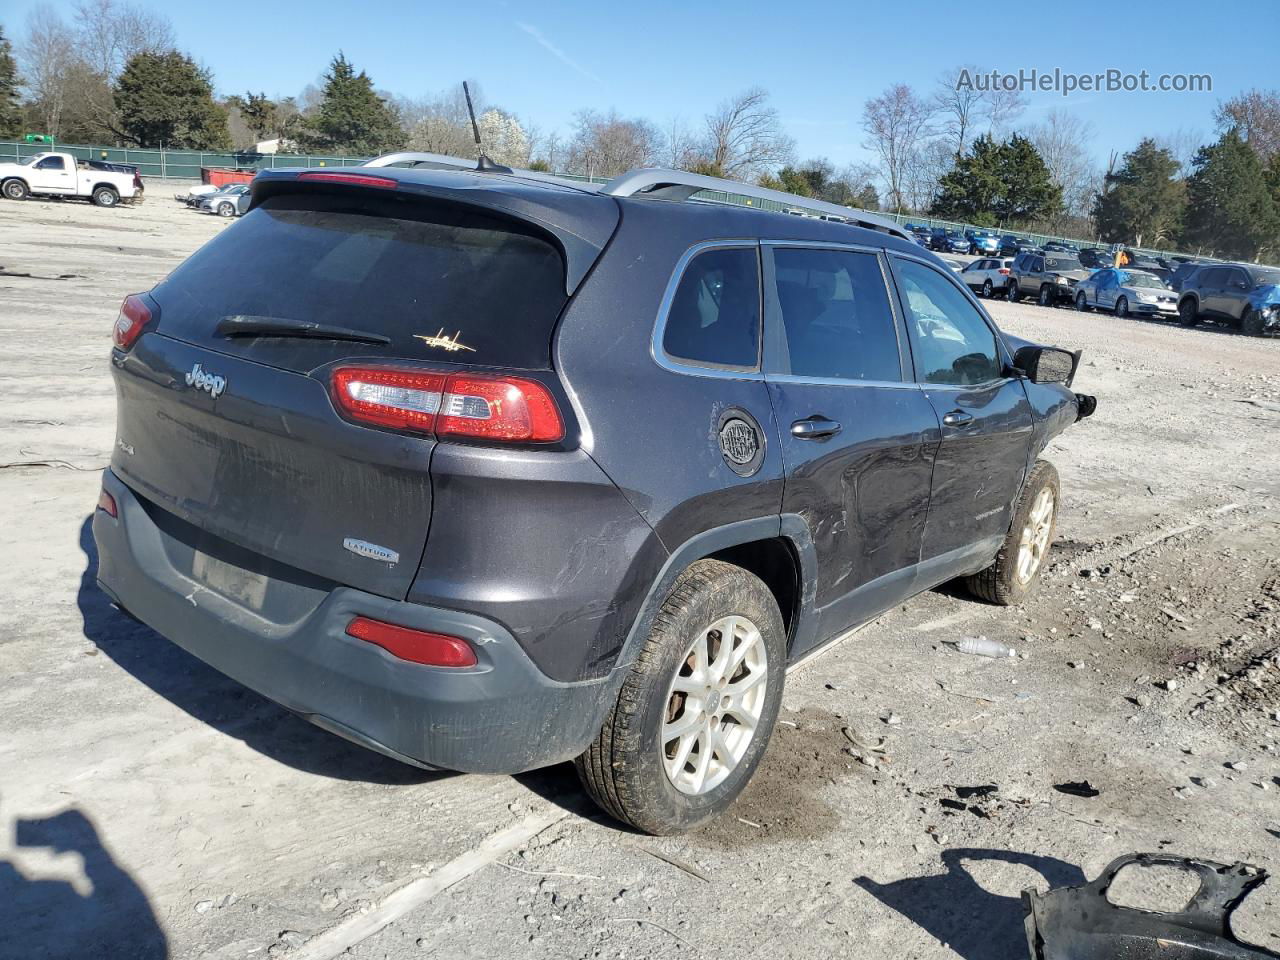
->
[717, 409, 765, 477]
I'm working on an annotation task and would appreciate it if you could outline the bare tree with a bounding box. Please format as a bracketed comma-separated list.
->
[983, 85, 1026, 138]
[1156, 126, 1205, 179]
[19, 4, 75, 137]
[1213, 89, 1280, 161]
[664, 116, 699, 170]
[702, 87, 793, 179]
[1027, 109, 1099, 220]
[73, 0, 173, 81]
[403, 86, 477, 157]
[566, 109, 662, 178]
[862, 83, 935, 214]
[530, 130, 564, 172]
[934, 65, 984, 159]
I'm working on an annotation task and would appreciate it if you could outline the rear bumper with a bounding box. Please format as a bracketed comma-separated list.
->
[92, 470, 616, 774]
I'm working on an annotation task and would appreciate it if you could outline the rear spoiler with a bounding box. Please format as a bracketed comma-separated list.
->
[249, 168, 620, 296]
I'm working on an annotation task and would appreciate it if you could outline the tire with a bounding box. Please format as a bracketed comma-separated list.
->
[1075, 292, 1089, 312]
[217, 202, 235, 218]
[576, 559, 786, 835]
[1241, 307, 1265, 337]
[1115, 296, 1128, 318]
[2, 178, 30, 201]
[91, 186, 119, 207]
[965, 460, 1060, 606]
[982, 279, 993, 298]
[1007, 281, 1021, 303]
[1178, 299, 1199, 327]
[1038, 284, 1054, 307]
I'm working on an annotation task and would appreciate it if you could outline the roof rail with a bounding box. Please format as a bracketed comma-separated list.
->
[362, 151, 478, 170]
[600, 168, 911, 241]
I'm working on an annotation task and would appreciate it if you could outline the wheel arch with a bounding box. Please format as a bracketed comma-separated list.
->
[613, 517, 818, 677]
[91, 181, 120, 195]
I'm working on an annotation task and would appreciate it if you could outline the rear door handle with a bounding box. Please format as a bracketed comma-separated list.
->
[942, 410, 974, 427]
[791, 417, 842, 440]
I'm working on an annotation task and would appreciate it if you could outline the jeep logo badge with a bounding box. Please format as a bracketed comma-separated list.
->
[185, 362, 226, 399]
[717, 409, 764, 477]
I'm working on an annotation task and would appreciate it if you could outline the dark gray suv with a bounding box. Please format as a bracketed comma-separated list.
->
[1177, 262, 1280, 335]
[94, 160, 1095, 834]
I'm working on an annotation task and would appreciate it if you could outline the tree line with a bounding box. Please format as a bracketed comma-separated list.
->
[1, 6, 1278, 259]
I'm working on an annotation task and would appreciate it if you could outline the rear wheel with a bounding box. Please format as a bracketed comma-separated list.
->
[1115, 296, 1129, 318]
[2, 178, 29, 201]
[982, 279, 993, 298]
[91, 185, 119, 207]
[1241, 308, 1265, 337]
[1178, 299, 1199, 327]
[576, 559, 786, 835]
[965, 461, 1060, 606]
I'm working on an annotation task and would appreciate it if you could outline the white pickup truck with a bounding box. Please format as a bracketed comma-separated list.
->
[0, 151, 144, 207]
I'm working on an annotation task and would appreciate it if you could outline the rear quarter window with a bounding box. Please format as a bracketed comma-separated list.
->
[660, 246, 761, 370]
[151, 192, 569, 372]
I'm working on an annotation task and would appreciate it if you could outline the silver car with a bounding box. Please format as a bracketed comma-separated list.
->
[199, 183, 251, 217]
[1074, 267, 1177, 318]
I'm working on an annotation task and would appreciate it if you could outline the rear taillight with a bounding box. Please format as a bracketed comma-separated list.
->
[297, 172, 397, 189]
[998, 268, 1010, 275]
[346, 616, 477, 667]
[133, 172, 142, 188]
[113, 294, 151, 350]
[97, 489, 117, 518]
[331, 367, 564, 443]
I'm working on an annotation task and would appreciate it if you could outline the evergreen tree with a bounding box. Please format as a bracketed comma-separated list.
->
[930, 134, 1061, 226]
[1092, 139, 1185, 247]
[997, 134, 1062, 224]
[1183, 129, 1280, 260]
[299, 53, 401, 155]
[0, 25, 21, 138]
[114, 51, 231, 149]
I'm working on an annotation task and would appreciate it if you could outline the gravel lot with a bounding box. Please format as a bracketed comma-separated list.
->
[2, 195, 1278, 960]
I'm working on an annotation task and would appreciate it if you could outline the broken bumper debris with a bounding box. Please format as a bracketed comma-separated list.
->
[1024, 852, 1278, 959]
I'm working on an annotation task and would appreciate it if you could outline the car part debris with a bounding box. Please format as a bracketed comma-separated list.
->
[947, 636, 1017, 659]
[1023, 853, 1278, 959]
[1053, 780, 1101, 798]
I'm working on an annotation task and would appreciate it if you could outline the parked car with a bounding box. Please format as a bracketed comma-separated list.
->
[1169, 260, 1209, 293]
[1073, 268, 1177, 318]
[959, 257, 1014, 297]
[999, 235, 1031, 257]
[1177, 262, 1280, 335]
[0, 151, 143, 206]
[964, 230, 1000, 255]
[199, 183, 250, 217]
[930, 228, 970, 253]
[1078, 247, 1109, 270]
[176, 183, 222, 206]
[1043, 241, 1076, 253]
[93, 160, 1095, 834]
[1007, 250, 1091, 306]
[911, 228, 931, 247]
[1123, 256, 1173, 284]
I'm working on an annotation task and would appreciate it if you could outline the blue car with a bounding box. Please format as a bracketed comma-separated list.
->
[965, 230, 1000, 255]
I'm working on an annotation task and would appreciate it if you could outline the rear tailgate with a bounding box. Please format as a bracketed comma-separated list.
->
[111, 176, 614, 601]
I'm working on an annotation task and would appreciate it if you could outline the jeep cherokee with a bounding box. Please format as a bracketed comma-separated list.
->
[93, 160, 1095, 834]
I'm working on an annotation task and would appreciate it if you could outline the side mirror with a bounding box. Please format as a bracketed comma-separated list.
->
[1013, 345, 1079, 385]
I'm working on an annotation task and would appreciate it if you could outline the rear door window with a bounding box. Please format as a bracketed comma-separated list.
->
[151, 192, 569, 372]
[771, 247, 902, 382]
[661, 246, 761, 370]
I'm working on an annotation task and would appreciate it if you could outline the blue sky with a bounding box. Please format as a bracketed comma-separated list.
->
[6, 0, 1275, 167]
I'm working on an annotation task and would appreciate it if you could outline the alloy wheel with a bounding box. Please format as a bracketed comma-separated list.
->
[661, 615, 768, 796]
[1015, 487, 1055, 585]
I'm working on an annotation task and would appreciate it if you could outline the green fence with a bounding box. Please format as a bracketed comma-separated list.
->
[0, 139, 372, 179]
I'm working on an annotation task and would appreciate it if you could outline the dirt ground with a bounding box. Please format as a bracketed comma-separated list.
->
[1, 193, 1278, 960]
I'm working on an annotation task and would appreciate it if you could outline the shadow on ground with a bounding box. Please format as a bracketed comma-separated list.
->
[0, 798, 166, 959]
[76, 516, 445, 785]
[855, 848, 1086, 960]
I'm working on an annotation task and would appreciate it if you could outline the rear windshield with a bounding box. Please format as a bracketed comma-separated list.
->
[152, 192, 568, 371]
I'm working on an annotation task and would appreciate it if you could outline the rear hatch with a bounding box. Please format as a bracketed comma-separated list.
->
[111, 175, 613, 600]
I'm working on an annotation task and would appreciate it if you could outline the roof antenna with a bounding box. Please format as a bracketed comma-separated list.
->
[463, 81, 513, 174]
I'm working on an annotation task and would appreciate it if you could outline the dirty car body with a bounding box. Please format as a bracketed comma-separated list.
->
[93, 161, 1094, 830]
